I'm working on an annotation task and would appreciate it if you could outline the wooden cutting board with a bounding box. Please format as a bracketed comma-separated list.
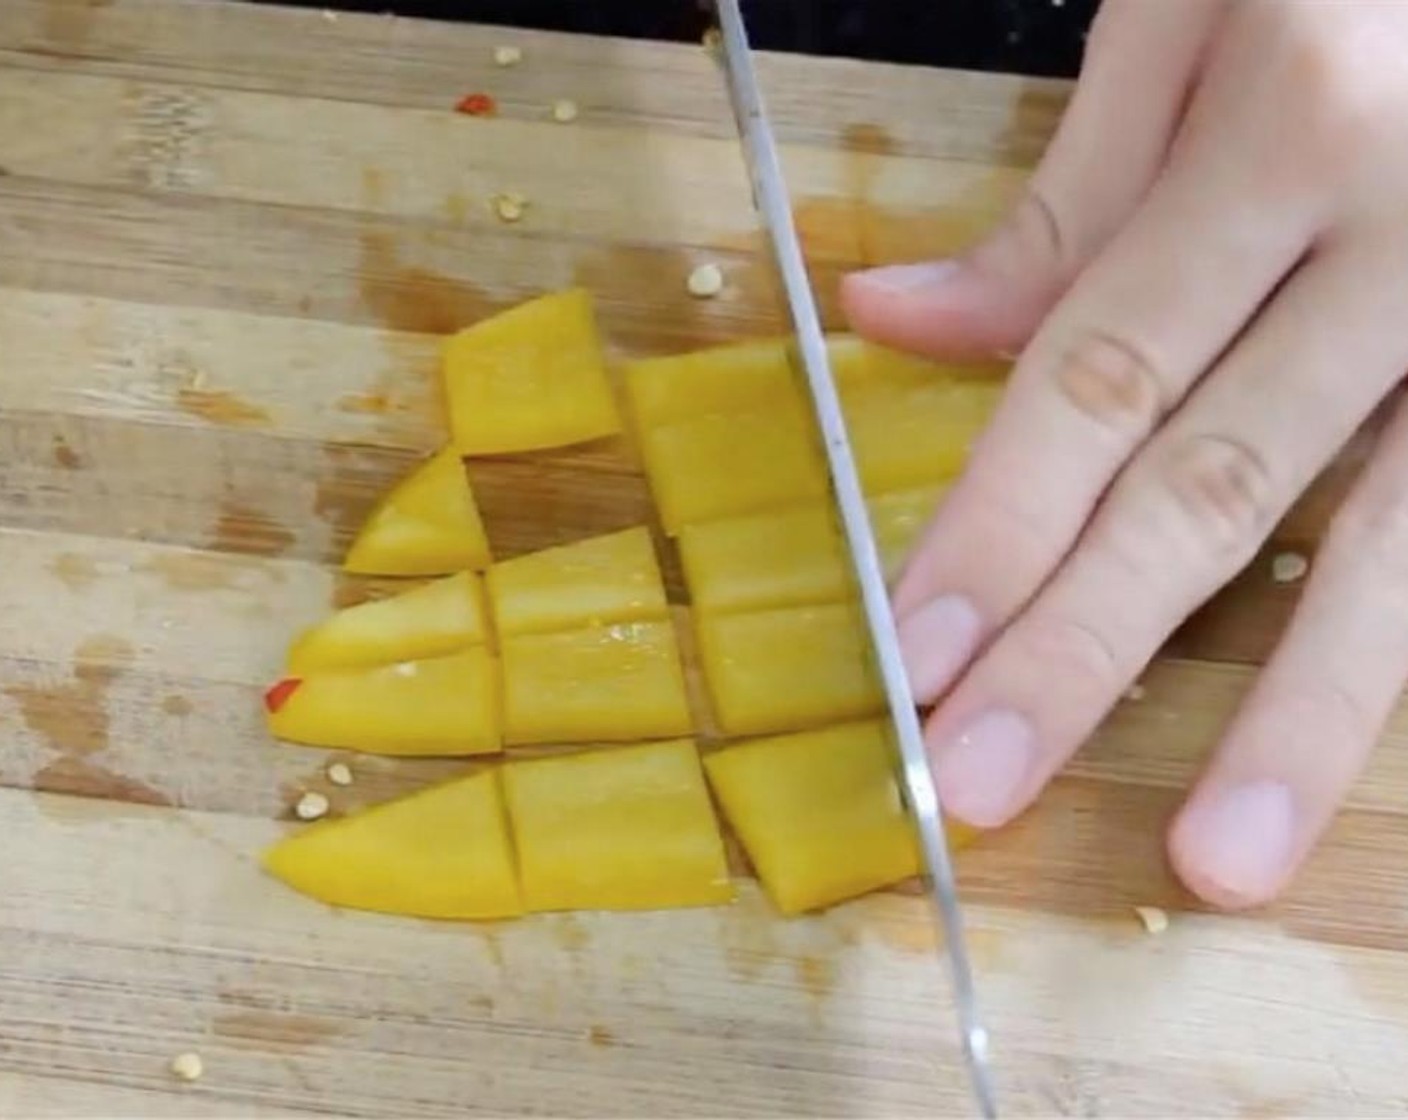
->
[0, 2, 1405, 1115]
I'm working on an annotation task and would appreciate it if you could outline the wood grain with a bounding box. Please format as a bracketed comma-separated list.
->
[0, 1, 1402, 1116]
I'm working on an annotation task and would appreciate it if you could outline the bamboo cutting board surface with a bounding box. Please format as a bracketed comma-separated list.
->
[0, 2, 1405, 1115]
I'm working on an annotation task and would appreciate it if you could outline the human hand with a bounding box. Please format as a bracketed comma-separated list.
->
[842, 0, 1408, 910]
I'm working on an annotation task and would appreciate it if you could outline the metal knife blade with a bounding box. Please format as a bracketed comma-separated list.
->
[710, 5, 997, 1116]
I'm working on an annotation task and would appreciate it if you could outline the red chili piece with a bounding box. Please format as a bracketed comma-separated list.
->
[455, 92, 496, 116]
[264, 677, 303, 714]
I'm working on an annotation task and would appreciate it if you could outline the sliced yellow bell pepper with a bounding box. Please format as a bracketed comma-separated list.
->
[695, 602, 883, 736]
[266, 647, 501, 756]
[488, 526, 667, 637]
[287, 571, 488, 673]
[501, 621, 692, 744]
[263, 769, 522, 920]
[826, 333, 1010, 392]
[503, 740, 733, 912]
[343, 446, 491, 576]
[867, 484, 948, 582]
[639, 410, 828, 534]
[624, 339, 801, 428]
[442, 288, 620, 455]
[677, 504, 850, 614]
[704, 720, 975, 915]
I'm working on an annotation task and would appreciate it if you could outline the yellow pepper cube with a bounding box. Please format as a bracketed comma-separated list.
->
[501, 621, 692, 744]
[678, 504, 850, 614]
[704, 721, 975, 915]
[287, 572, 489, 673]
[640, 410, 828, 534]
[442, 288, 620, 455]
[695, 602, 883, 736]
[267, 647, 501, 756]
[624, 339, 801, 428]
[344, 446, 491, 576]
[866, 485, 948, 582]
[843, 378, 1002, 494]
[263, 769, 522, 920]
[488, 526, 667, 638]
[503, 740, 733, 911]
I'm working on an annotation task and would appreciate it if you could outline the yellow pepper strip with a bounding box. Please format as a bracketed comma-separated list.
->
[623, 338, 800, 428]
[442, 288, 620, 455]
[503, 740, 733, 912]
[704, 720, 978, 915]
[266, 647, 501, 756]
[866, 484, 950, 582]
[287, 571, 488, 673]
[264, 768, 522, 920]
[694, 602, 883, 737]
[487, 526, 667, 638]
[501, 620, 693, 745]
[344, 446, 491, 576]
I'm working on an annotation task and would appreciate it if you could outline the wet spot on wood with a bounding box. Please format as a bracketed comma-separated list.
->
[213, 1010, 347, 1052]
[297, 294, 314, 315]
[49, 552, 101, 591]
[210, 502, 295, 558]
[337, 391, 391, 415]
[141, 551, 242, 592]
[52, 435, 81, 469]
[42, 0, 112, 45]
[34, 755, 171, 807]
[587, 1025, 615, 1048]
[176, 387, 272, 428]
[794, 954, 837, 1002]
[357, 229, 509, 335]
[162, 694, 194, 717]
[840, 122, 895, 159]
[330, 573, 403, 610]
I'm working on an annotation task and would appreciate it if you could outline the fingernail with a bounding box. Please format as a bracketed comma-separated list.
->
[853, 260, 961, 294]
[897, 594, 982, 703]
[933, 709, 1036, 828]
[1178, 781, 1297, 906]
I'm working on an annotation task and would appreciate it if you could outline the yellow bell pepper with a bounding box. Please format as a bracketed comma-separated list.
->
[695, 602, 883, 736]
[343, 446, 491, 576]
[826, 333, 1009, 392]
[704, 720, 975, 915]
[286, 571, 488, 673]
[867, 485, 948, 581]
[624, 339, 801, 428]
[442, 288, 620, 455]
[266, 647, 501, 756]
[503, 740, 733, 912]
[488, 526, 667, 637]
[638, 411, 828, 534]
[501, 621, 692, 744]
[677, 504, 850, 614]
[263, 769, 522, 920]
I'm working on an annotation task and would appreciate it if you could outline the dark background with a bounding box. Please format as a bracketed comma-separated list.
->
[271, 1, 1099, 79]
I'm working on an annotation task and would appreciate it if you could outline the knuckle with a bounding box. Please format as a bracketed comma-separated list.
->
[1154, 433, 1279, 564]
[1048, 330, 1164, 440]
[1010, 611, 1125, 699]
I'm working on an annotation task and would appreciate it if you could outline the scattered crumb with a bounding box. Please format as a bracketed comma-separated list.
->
[326, 761, 353, 787]
[492, 192, 527, 223]
[702, 26, 722, 56]
[295, 791, 331, 821]
[687, 262, 725, 299]
[1271, 551, 1309, 585]
[1124, 682, 1146, 702]
[321, 8, 338, 22]
[493, 44, 522, 67]
[1133, 905, 1169, 935]
[551, 98, 579, 124]
[170, 1051, 204, 1082]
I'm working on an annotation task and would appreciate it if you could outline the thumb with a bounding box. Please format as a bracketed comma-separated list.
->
[842, 0, 1228, 360]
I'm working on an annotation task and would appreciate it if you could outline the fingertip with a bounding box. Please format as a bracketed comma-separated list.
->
[1167, 780, 1300, 911]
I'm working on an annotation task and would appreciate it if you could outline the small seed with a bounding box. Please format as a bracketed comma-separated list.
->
[1271, 551, 1309, 585]
[551, 98, 579, 123]
[170, 1051, 204, 1082]
[493, 44, 522, 67]
[295, 791, 330, 821]
[1124, 683, 1146, 702]
[1133, 905, 1169, 935]
[702, 27, 722, 56]
[687, 263, 724, 299]
[492, 192, 526, 223]
[320, 8, 338, 22]
[326, 762, 353, 787]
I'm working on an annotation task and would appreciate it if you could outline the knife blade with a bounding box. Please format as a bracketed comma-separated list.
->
[710, 5, 998, 1116]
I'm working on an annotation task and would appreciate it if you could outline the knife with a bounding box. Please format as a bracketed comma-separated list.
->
[710, 5, 998, 1116]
